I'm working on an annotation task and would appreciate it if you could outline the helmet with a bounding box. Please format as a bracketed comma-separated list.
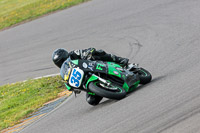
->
[52, 48, 69, 68]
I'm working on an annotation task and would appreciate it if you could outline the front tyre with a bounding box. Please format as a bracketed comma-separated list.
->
[88, 81, 126, 100]
[138, 68, 152, 84]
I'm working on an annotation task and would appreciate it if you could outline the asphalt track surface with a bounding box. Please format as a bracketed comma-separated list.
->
[1, 0, 200, 132]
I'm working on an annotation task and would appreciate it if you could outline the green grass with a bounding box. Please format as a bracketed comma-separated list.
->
[0, 76, 66, 130]
[0, 0, 88, 30]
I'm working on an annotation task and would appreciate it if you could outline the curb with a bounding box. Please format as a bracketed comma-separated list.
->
[2, 90, 72, 133]
[1, 73, 72, 133]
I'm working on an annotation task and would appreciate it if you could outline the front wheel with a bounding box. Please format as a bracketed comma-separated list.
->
[88, 81, 126, 100]
[138, 68, 152, 84]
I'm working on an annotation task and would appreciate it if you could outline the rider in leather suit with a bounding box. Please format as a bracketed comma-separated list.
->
[52, 48, 129, 105]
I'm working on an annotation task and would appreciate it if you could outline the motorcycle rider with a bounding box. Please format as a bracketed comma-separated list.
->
[52, 48, 129, 105]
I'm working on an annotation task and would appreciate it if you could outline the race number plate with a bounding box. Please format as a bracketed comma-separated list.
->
[69, 68, 84, 88]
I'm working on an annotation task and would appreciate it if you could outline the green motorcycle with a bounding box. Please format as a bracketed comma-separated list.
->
[60, 58, 152, 102]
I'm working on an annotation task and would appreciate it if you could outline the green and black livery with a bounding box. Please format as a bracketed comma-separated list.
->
[60, 58, 152, 102]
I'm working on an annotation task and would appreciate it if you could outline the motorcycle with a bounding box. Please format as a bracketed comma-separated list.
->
[60, 58, 152, 103]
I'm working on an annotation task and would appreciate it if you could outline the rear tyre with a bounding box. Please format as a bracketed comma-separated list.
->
[88, 81, 126, 100]
[138, 68, 152, 84]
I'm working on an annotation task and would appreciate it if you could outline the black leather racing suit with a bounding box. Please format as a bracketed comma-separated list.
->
[69, 48, 129, 66]
[68, 48, 129, 105]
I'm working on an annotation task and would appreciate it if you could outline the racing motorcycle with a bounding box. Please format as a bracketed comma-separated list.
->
[60, 58, 152, 102]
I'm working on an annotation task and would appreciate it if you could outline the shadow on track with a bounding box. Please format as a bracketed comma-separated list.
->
[85, 75, 167, 112]
[93, 75, 167, 107]
[126, 75, 166, 97]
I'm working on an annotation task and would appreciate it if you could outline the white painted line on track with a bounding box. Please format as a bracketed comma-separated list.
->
[14, 73, 60, 84]
[33, 73, 60, 80]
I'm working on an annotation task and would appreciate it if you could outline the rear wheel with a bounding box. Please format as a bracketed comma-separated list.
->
[88, 81, 126, 100]
[138, 68, 152, 84]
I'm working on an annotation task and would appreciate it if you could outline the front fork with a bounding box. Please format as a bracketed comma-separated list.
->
[85, 74, 111, 89]
[92, 74, 111, 86]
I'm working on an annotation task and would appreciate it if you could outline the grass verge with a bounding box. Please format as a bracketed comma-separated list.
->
[0, 0, 88, 30]
[0, 76, 67, 130]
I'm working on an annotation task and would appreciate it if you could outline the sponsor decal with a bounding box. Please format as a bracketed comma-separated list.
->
[64, 74, 69, 81]
[113, 71, 119, 75]
[96, 64, 104, 71]
[69, 68, 84, 88]
[89, 62, 95, 66]
[88, 67, 93, 71]
[88, 62, 95, 71]
[64, 68, 71, 81]
[83, 62, 88, 68]
[116, 67, 123, 71]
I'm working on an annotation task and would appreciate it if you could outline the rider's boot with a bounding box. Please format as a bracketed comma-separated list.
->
[127, 63, 139, 71]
